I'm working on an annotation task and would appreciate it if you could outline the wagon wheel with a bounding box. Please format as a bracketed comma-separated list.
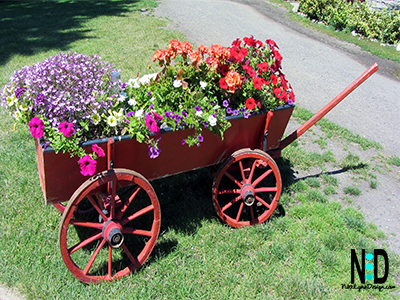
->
[59, 168, 161, 284]
[212, 148, 282, 228]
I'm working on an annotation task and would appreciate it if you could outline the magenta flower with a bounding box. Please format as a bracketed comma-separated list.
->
[28, 117, 44, 138]
[148, 145, 161, 159]
[152, 111, 163, 121]
[58, 121, 75, 137]
[92, 144, 105, 157]
[145, 115, 158, 133]
[78, 154, 97, 176]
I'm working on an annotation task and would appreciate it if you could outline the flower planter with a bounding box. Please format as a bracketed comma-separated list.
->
[35, 105, 294, 205]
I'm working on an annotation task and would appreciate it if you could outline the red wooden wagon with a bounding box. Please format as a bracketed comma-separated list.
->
[34, 64, 378, 283]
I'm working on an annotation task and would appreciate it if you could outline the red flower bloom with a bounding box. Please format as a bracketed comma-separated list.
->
[152, 111, 163, 121]
[28, 116, 44, 138]
[92, 144, 105, 158]
[245, 98, 256, 110]
[58, 121, 75, 138]
[220, 64, 229, 76]
[266, 39, 279, 50]
[219, 77, 228, 89]
[257, 62, 269, 73]
[243, 36, 257, 47]
[253, 77, 264, 90]
[256, 100, 261, 108]
[242, 65, 255, 77]
[78, 154, 97, 176]
[231, 38, 241, 47]
[270, 74, 278, 86]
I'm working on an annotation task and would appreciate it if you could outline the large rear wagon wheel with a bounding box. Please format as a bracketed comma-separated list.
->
[59, 168, 160, 284]
[212, 149, 282, 228]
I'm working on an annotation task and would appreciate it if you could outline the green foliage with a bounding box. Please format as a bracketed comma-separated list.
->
[299, 0, 400, 44]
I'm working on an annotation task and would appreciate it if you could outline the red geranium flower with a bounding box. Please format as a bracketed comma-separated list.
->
[242, 65, 255, 77]
[219, 77, 228, 89]
[78, 154, 97, 176]
[28, 116, 44, 138]
[58, 121, 75, 137]
[253, 77, 264, 90]
[92, 144, 105, 158]
[245, 98, 256, 110]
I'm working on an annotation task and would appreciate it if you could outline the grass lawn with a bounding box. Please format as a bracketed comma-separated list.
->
[0, 1, 399, 299]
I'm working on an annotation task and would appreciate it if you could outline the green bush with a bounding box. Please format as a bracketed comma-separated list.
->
[298, 0, 400, 44]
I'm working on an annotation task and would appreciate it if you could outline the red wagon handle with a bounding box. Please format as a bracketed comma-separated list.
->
[279, 62, 379, 150]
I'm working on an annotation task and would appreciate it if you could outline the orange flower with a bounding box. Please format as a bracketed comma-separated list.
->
[152, 49, 164, 62]
[189, 51, 203, 66]
[169, 39, 181, 52]
[198, 45, 208, 55]
[179, 41, 193, 55]
[225, 70, 242, 93]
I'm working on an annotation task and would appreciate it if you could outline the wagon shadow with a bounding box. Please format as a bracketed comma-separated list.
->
[0, 0, 139, 66]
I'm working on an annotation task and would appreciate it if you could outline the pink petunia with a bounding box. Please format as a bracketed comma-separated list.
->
[78, 154, 97, 176]
[58, 121, 75, 137]
[152, 111, 163, 121]
[145, 115, 158, 133]
[28, 117, 44, 138]
[92, 144, 105, 157]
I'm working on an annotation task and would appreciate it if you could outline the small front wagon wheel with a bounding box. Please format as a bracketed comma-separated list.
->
[212, 149, 282, 228]
[59, 168, 160, 284]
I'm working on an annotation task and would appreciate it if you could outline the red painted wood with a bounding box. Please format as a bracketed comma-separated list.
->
[35, 106, 293, 205]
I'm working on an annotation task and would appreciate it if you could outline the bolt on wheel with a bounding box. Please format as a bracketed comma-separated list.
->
[59, 168, 160, 284]
[212, 148, 282, 228]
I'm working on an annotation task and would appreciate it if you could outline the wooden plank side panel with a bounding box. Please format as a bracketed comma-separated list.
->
[36, 106, 293, 205]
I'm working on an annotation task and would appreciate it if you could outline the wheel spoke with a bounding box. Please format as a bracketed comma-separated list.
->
[221, 195, 242, 212]
[224, 171, 242, 188]
[123, 227, 153, 237]
[255, 195, 271, 209]
[235, 202, 244, 222]
[116, 186, 141, 220]
[249, 206, 257, 225]
[252, 169, 273, 187]
[255, 187, 277, 193]
[121, 243, 140, 268]
[83, 239, 106, 275]
[121, 204, 154, 225]
[248, 160, 257, 183]
[108, 245, 112, 279]
[110, 180, 118, 219]
[217, 188, 240, 195]
[87, 194, 108, 222]
[69, 219, 103, 230]
[68, 231, 102, 254]
[239, 160, 245, 182]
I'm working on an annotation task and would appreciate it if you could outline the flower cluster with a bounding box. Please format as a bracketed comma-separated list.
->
[1, 37, 294, 177]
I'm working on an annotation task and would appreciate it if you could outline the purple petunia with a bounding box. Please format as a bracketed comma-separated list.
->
[244, 111, 250, 119]
[198, 134, 204, 142]
[28, 117, 44, 138]
[233, 109, 239, 116]
[148, 145, 161, 159]
[227, 107, 232, 114]
[223, 100, 229, 107]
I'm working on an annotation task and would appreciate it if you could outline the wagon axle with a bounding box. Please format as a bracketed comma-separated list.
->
[102, 219, 124, 248]
[241, 184, 256, 206]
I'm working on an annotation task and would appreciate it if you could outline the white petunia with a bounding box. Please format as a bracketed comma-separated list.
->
[92, 112, 101, 125]
[107, 115, 118, 127]
[173, 80, 182, 88]
[195, 110, 203, 117]
[139, 73, 157, 85]
[128, 98, 137, 106]
[117, 92, 127, 102]
[19, 104, 28, 111]
[208, 115, 217, 126]
[200, 81, 207, 89]
[135, 109, 144, 118]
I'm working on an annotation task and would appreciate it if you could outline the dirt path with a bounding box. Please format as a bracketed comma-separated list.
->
[154, 0, 400, 255]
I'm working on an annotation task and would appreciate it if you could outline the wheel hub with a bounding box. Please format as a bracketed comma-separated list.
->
[102, 219, 124, 248]
[240, 183, 255, 206]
